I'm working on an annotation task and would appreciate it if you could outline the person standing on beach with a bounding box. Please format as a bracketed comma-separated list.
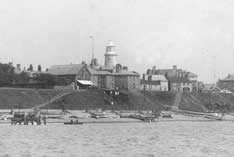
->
[42, 116, 47, 125]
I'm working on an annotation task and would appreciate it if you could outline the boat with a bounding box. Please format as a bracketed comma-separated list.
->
[64, 122, 83, 125]
[204, 113, 223, 120]
[172, 108, 224, 120]
[64, 120, 83, 125]
[127, 113, 156, 122]
[90, 112, 108, 119]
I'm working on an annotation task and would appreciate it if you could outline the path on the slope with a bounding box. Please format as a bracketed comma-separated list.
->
[173, 91, 182, 109]
[32, 90, 74, 110]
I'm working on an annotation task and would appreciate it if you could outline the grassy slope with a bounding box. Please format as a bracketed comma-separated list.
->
[0, 88, 176, 110]
[179, 93, 208, 112]
[179, 92, 234, 112]
[0, 88, 65, 109]
[49, 90, 176, 110]
[1, 88, 234, 112]
[43, 89, 108, 110]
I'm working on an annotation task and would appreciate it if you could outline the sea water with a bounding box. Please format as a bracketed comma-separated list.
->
[0, 122, 234, 157]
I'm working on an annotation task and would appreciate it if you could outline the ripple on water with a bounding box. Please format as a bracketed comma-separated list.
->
[0, 122, 233, 156]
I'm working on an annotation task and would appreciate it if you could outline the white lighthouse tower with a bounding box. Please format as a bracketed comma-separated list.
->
[104, 41, 117, 68]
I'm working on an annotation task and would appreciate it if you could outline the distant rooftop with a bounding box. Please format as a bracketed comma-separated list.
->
[47, 64, 84, 75]
[145, 74, 168, 82]
[87, 67, 139, 76]
[220, 74, 234, 81]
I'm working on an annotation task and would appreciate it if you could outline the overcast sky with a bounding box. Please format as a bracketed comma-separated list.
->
[0, 0, 234, 83]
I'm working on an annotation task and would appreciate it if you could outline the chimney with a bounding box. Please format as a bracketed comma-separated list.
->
[116, 64, 122, 73]
[16, 64, 21, 71]
[152, 66, 156, 74]
[142, 74, 146, 80]
[147, 69, 152, 75]
[123, 66, 128, 71]
[8, 62, 13, 67]
[94, 58, 98, 65]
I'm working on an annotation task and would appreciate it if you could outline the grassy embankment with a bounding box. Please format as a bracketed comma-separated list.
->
[0, 88, 65, 109]
[1, 88, 234, 112]
[180, 92, 234, 112]
[0, 88, 176, 110]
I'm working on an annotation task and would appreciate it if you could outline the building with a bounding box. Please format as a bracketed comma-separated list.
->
[14, 64, 22, 74]
[75, 64, 139, 90]
[167, 77, 192, 92]
[144, 65, 198, 92]
[47, 64, 85, 86]
[48, 41, 140, 90]
[104, 41, 117, 69]
[217, 74, 234, 92]
[113, 70, 140, 90]
[140, 74, 168, 91]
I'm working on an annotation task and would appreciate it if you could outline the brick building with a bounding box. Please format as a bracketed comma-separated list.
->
[47, 41, 140, 90]
[217, 74, 234, 92]
[140, 74, 168, 91]
[144, 65, 198, 92]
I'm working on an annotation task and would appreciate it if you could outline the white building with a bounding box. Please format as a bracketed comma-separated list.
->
[104, 41, 117, 68]
[141, 74, 168, 91]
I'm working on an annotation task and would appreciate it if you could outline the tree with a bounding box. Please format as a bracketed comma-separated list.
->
[28, 64, 33, 72]
[0, 63, 16, 86]
[34, 73, 56, 86]
[37, 65, 42, 72]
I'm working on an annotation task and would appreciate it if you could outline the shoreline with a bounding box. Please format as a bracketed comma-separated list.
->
[1, 109, 234, 125]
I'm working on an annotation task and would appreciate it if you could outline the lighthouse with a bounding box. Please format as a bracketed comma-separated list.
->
[104, 41, 117, 68]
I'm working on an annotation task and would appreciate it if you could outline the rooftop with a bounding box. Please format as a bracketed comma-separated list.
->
[87, 67, 139, 76]
[220, 74, 234, 81]
[151, 75, 168, 81]
[47, 64, 84, 75]
[167, 77, 191, 83]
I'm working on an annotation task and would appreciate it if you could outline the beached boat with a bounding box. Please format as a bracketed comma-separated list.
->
[204, 113, 223, 120]
[64, 121, 83, 125]
[90, 112, 108, 119]
[172, 108, 224, 120]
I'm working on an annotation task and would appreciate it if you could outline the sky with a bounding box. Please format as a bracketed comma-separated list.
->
[0, 0, 234, 83]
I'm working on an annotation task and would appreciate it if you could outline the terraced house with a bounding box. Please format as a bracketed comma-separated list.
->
[217, 74, 234, 92]
[143, 65, 198, 92]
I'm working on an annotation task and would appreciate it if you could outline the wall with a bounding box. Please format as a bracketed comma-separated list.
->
[76, 67, 92, 80]
[115, 75, 128, 89]
[181, 82, 192, 92]
[91, 75, 98, 87]
[140, 81, 168, 91]
[170, 82, 180, 92]
[104, 55, 117, 68]
[105, 75, 115, 89]
[98, 75, 106, 88]
[127, 76, 139, 90]
[161, 81, 168, 91]
[54, 75, 76, 86]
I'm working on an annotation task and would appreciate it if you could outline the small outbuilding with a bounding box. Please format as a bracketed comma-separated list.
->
[76, 80, 96, 89]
